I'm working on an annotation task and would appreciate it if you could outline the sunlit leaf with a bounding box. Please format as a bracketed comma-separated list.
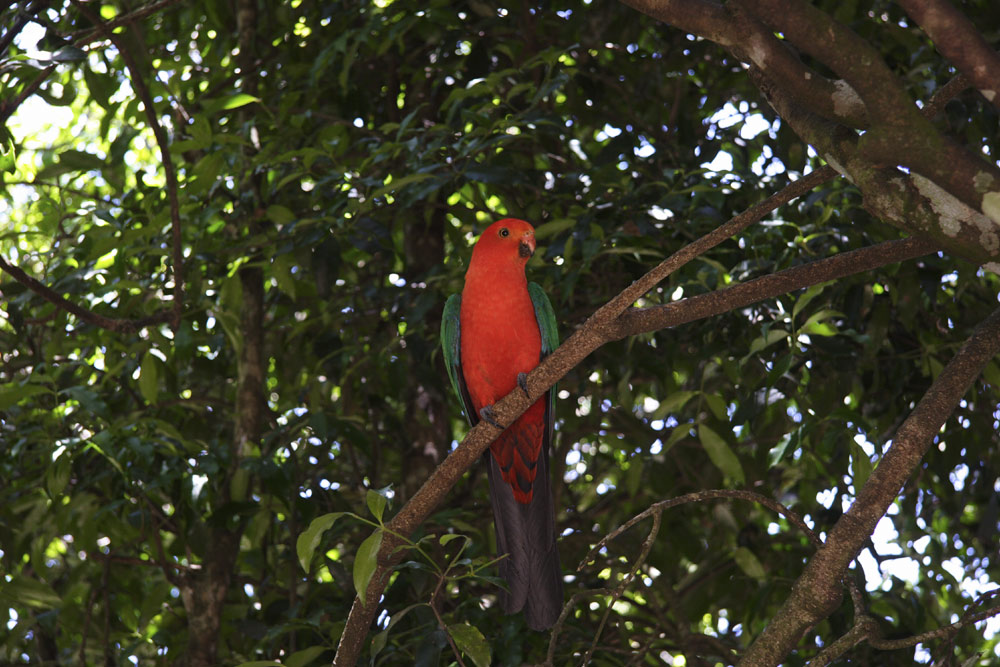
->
[354, 529, 382, 605]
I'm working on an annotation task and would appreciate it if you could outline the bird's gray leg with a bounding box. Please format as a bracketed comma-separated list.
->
[479, 405, 504, 429]
[516, 372, 530, 398]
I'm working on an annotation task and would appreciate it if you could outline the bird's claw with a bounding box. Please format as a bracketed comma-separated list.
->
[479, 406, 504, 429]
[517, 372, 530, 398]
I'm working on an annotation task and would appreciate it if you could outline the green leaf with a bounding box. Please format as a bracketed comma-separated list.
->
[732, 547, 766, 580]
[285, 645, 326, 667]
[58, 149, 106, 173]
[366, 486, 392, 522]
[768, 429, 800, 466]
[52, 46, 87, 62]
[851, 440, 874, 490]
[354, 529, 383, 605]
[0, 577, 62, 610]
[533, 217, 576, 239]
[297, 512, 344, 573]
[748, 328, 788, 356]
[190, 115, 212, 147]
[138, 351, 159, 405]
[46, 451, 72, 498]
[209, 93, 261, 112]
[698, 424, 745, 485]
[799, 309, 842, 337]
[0, 139, 15, 173]
[660, 424, 693, 455]
[703, 392, 727, 421]
[626, 457, 644, 497]
[447, 623, 491, 667]
[370, 630, 389, 661]
[653, 391, 697, 418]
[439, 533, 465, 546]
[266, 204, 296, 225]
[272, 252, 298, 299]
[791, 283, 828, 321]
[0, 382, 49, 410]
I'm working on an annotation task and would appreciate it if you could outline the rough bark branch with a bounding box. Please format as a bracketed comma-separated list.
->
[331, 172, 934, 665]
[740, 304, 1000, 665]
[0, 255, 172, 333]
[748, 65, 998, 265]
[3, 1, 186, 334]
[897, 0, 1000, 113]
[71, 0, 184, 331]
[739, 0, 1000, 229]
[618, 0, 868, 127]
[807, 589, 1000, 664]
[610, 236, 934, 339]
[618, 0, 1000, 263]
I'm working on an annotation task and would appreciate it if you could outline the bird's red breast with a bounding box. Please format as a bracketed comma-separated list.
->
[460, 219, 546, 503]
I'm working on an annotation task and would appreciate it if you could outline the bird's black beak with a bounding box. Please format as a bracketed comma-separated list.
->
[519, 233, 536, 258]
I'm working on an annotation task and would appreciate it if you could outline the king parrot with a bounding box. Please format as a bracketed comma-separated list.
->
[440, 218, 563, 630]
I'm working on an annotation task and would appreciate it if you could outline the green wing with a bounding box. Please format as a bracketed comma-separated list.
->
[441, 293, 476, 425]
[528, 282, 559, 439]
[528, 282, 559, 356]
[443, 286, 557, 427]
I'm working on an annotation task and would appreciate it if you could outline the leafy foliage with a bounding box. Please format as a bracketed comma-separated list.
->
[1, 1, 999, 665]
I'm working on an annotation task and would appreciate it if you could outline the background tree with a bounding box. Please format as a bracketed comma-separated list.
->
[1, 1, 999, 666]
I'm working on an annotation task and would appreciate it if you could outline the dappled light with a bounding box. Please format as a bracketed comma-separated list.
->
[2, 1, 1000, 666]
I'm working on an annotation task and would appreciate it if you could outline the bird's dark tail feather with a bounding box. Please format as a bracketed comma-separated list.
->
[486, 444, 563, 631]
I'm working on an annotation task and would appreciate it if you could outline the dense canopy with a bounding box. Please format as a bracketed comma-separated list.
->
[2, 1, 999, 665]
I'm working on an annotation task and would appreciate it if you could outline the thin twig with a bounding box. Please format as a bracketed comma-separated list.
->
[582, 489, 820, 567]
[69, 0, 186, 44]
[333, 164, 929, 666]
[429, 571, 467, 667]
[70, 0, 184, 331]
[545, 588, 615, 665]
[582, 511, 662, 665]
[0, 255, 171, 333]
[872, 602, 1000, 651]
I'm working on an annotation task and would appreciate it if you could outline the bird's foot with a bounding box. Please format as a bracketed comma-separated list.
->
[516, 372, 531, 398]
[479, 405, 504, 429]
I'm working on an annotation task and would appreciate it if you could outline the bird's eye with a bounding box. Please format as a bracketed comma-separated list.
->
[499, 227, 509, 238]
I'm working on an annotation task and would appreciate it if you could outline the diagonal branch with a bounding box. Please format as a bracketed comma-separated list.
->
[609, 236, 935, 339]
[897, 0, 1000, 114]
[71, 0, 184, 330]
[740, 304, 1000, 666]
[0, 254, 171, 333]
[617, 0, 869, 127]
[331, 172, 937, 665]
[2, 1, 187, 334]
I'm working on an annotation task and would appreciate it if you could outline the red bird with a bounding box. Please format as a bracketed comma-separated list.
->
[441, 218, 562, 630]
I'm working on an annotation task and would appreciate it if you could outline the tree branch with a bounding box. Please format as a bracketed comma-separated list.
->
[738, 0, 1000, 240]
[0, 254, 171, 333]
[740, 304, 1000, 665]
[897, 0, 1000, 113]
[609, 236, 935, 339]
[69, 0, 185, 44]
[748, 65, 999, 264]
[617, 0, 869, 127]
[71, 0, 184, 331]
[330, 168, 927, 665]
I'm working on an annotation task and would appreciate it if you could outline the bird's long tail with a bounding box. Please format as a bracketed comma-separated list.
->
[486, 438, 563, 630]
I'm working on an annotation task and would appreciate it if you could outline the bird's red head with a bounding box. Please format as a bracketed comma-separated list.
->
[471, 219, 536, 270]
